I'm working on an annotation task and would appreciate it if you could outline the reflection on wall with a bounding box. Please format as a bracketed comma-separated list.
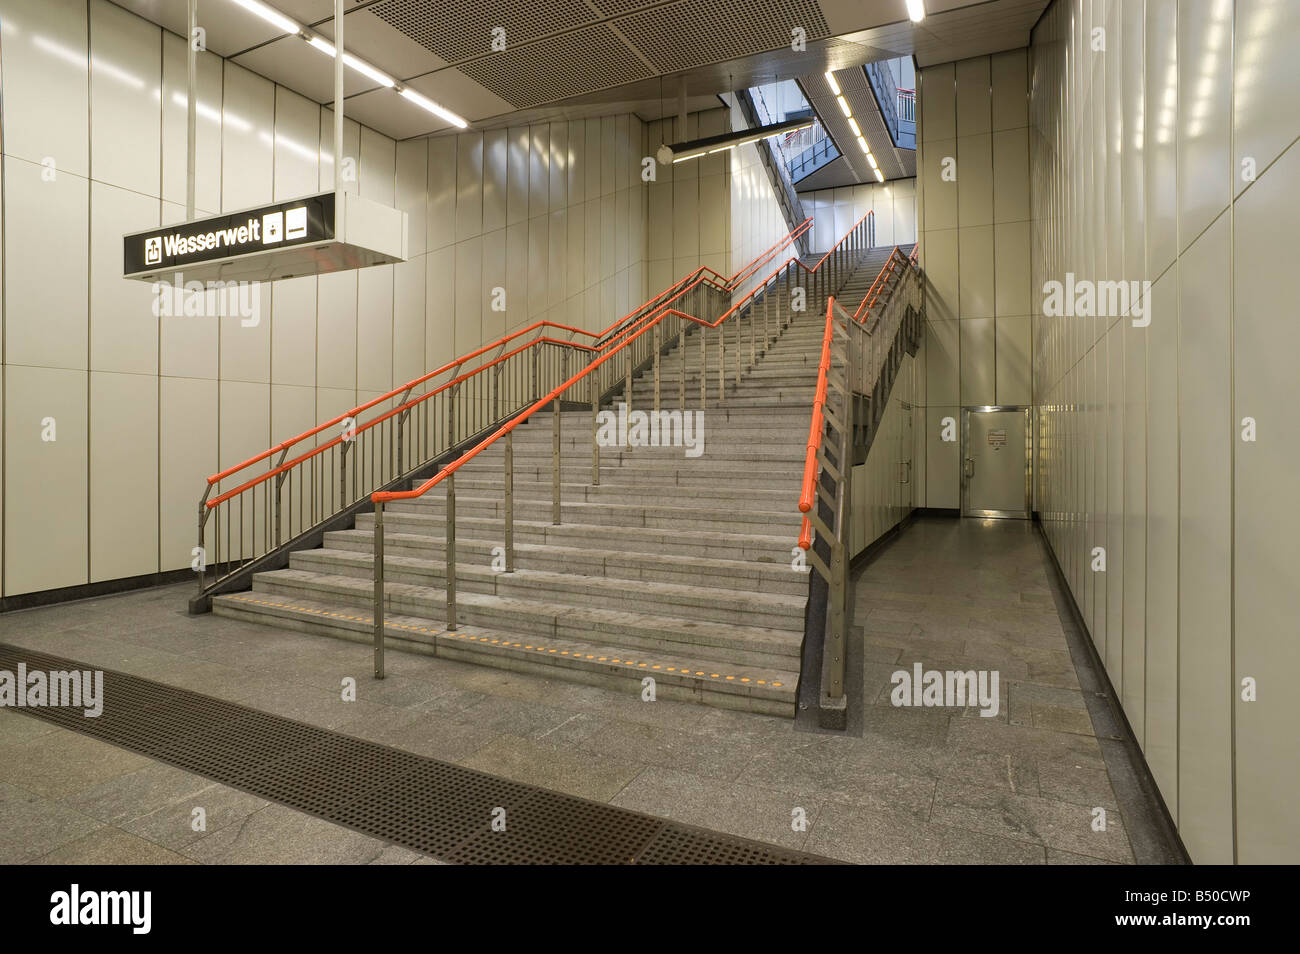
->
[1030, 0, 1300, 864]
[0, 0, 646, 594]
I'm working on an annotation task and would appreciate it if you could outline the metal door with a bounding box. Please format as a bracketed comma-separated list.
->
[961, 406, 1031, 518]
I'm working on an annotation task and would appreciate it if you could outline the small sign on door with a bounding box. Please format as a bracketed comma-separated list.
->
[987, 429, 1007, 448]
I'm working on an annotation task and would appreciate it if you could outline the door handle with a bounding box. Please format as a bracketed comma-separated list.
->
[901, 460, 912, 484]
[964, 457, 975, 478]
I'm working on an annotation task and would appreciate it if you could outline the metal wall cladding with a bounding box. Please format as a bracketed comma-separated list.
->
[0, 0, 647, 599]
[1026, 0, 1300, 864]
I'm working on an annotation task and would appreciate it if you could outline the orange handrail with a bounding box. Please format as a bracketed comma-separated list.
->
[797, 297, 838, 543]
[800, 241, 920, 549]
[205, 218, 812, 491]
[374, 212, 873, 507]
[205, 334, 599, 509]
[598, 211, 872, 357]
[852, 242, 920, 323]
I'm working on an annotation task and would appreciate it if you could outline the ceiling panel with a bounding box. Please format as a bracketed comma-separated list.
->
[403, 68, 519, 121]
[111, 0, 293, 56]
[368, 0, 598, 62]
[614, 0, 830, 73]
[457, 23, 654, 109]
[113, 0, 1050, 141]
[234, 34, 386, 101]
[312, 9, 449, 78]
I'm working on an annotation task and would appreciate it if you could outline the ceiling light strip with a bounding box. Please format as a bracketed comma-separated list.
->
[227, 0, 466, 128]
[825, 68, 887, 183]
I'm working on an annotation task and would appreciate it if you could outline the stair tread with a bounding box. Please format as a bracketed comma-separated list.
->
[297, 547, 806, 614]
[253, 569, 805, 650]
[329, 529, 801, 574]
[214, 592, 798, 695]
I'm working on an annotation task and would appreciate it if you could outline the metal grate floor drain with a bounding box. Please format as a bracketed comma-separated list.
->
[0, 643, 831, 865]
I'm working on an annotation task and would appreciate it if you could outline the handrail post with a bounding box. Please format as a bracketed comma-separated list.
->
[447, 382, 458, 458]
[734, 305, 741, 386]
[552, 390, 562, 525]
[624, 347, 633, 449]
[764, 279, 771, 348]
[504, 429, 515, 571]
[718, 316, 726, 404]
[590, 371, 601, 486]
[750, 296, 756, 366]
[373, 500, 385, 678]
[492, 363, 501, 422]
[653, 322, 662, 415]
[196, 497, 210, 595]
[339, 441, 350, 514]
[679, 314, 686, 409]
[446, 472, 457, 631]
[700, 320, 708, 409]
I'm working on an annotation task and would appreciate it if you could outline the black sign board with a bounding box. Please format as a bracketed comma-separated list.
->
[124, 192, 335, 276]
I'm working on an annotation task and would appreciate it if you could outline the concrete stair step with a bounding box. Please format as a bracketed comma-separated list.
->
[420, 462, 803, 489]
[212, 590, 796, 716]
[244, 569, 804, 674]
[409, 476, 799, 509]
[355, 512, 798, 562]
[324, 528, 811, 596]
[385, 496, 804, 534]
[288, 548, 805, 632]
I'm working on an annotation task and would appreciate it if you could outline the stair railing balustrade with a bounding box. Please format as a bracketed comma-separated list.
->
[369, 213, 879, 677]
[796, 247, 924, 728]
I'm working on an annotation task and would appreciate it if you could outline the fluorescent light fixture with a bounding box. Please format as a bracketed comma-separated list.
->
[230, 0, 301, 35]
[857, 136, 869, 152]
[906, 0, 926, 23]
[848, 117, 861, 137]
[307, 36, 395, 87]
[837, 95, 851, 116]
[399, 87, 468, 128]
[874, 166, 885, 181]
[662, 116, 814, 164]
[825, 71, 841, 96]
[867, 152, 879, 170]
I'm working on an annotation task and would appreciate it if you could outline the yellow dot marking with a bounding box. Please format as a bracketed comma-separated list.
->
[224, 596, 777, 690]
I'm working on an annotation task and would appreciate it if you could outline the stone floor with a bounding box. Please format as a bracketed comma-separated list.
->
[0, 517, 1138, 864]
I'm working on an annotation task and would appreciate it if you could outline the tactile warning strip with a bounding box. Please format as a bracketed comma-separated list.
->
[0, 642, 830, 865]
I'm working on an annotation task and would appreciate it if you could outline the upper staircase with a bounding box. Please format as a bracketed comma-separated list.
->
[208, 226, 921, 718]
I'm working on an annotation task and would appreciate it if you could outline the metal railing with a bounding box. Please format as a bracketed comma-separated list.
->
[368, 212, 878, 677]
[795, 244, 923, 728]
[191, 220, 814, 612]
[897, 89, 916, 124]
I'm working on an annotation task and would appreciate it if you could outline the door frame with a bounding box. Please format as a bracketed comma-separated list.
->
[960, 405, 1032, 519]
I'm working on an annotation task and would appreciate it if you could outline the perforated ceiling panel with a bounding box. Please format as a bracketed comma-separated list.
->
[586, 0, 665, 14]
[458, 24, 654, 108]
[616, 0, 830, 73]
[369, 0, 597, 63]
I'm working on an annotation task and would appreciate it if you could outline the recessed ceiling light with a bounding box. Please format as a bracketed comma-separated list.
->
[825, 72, 841, 96]
[906, 0, 926, 23]
[837, 95, 851, 116]
[307, 37, 395, 88]
[848, 117, 861, 137]
[399, 87, 468, 128]
[229, 0, 300, 35]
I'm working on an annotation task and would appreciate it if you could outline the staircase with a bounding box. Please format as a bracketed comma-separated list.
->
[212, 246, 912, 717]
